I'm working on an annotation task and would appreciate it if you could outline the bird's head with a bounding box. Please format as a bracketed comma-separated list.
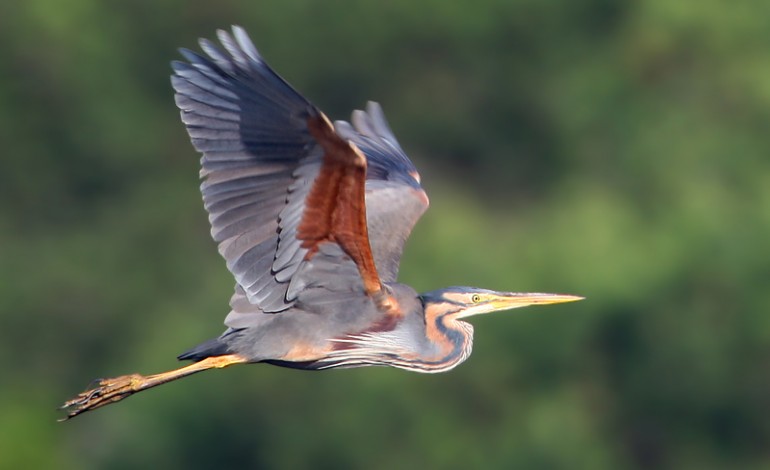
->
[419, 286, 583, 320]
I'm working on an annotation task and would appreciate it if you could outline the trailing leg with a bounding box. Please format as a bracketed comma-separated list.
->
[59, 354, 247, 420]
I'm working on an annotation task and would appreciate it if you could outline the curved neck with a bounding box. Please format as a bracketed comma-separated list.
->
[418, 311, 474, 373]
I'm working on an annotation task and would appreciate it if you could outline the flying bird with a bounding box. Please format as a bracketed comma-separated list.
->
[61, 26, 582, 419]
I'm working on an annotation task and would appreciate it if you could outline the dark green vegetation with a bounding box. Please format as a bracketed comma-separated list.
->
[2, 1, 769, 468]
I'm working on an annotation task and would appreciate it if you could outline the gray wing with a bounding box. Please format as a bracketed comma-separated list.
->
[172, 27, 319, 314]
[172, 26, 427, 326]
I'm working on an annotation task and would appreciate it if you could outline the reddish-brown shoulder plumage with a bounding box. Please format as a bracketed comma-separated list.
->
[298, 112, 383, 298]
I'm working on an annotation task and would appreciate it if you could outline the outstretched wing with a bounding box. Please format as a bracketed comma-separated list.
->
[171, 27, 426, 323]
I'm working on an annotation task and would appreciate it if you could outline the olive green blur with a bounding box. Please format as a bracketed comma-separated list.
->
[2, 1, 769, 469]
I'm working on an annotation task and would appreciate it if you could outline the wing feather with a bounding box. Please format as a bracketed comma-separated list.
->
[172, 26, 428, 327]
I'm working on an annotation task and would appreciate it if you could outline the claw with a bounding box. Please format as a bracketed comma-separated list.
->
[59, 374, 143, 421]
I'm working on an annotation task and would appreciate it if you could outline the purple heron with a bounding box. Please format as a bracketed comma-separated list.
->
[60, 26, 582, 420]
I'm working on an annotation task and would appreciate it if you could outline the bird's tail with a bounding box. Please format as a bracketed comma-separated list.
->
[177, 337, 232, 362]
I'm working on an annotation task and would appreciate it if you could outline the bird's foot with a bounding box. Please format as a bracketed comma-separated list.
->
[59, 373, 144, 421]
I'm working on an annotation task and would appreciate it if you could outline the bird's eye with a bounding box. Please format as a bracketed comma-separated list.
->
[471, 294, 481, 303]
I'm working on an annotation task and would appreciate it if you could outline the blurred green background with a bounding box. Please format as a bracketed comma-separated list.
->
[2, 0, 770, 468]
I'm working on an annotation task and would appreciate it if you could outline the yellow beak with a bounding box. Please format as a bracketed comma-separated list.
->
[457, 292, 584, 319]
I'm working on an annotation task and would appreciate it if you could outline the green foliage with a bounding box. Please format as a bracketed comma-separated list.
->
[2, 1, 769, 468]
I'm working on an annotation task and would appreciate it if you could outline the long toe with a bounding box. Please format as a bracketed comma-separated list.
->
[59, 374, 143, 420]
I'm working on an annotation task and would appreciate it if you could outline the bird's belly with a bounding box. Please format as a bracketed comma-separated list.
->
[278, 341, 335, 362]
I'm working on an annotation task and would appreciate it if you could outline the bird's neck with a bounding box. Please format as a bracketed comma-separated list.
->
[421, 312, 474, 373]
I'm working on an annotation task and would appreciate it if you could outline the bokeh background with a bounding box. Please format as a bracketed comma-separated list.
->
[2, 1, 770, 468]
